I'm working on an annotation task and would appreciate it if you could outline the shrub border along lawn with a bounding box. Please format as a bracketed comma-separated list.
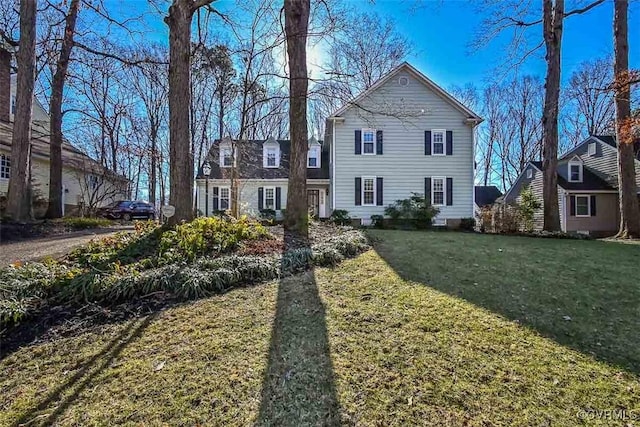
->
[0, 228, 369, 327]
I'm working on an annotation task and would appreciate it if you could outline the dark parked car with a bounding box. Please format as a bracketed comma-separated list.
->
[98, 200, 155, 221]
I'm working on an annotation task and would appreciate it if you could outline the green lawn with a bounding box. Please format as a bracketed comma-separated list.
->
[1, 231, 639, 426]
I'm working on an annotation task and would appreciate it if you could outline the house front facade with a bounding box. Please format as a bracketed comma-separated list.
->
[195, 62, 482, 224]
[503, 135, 640, 237]
[195, 136, 330, 218]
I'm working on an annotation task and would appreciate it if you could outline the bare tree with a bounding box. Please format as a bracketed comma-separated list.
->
[45, 0, 80, 218]
[73, 160, 127, 216]
[284, 0, 310, 237]
[561, 58, 615, 148]
[6, 0, 37, 221]
[613, 0, 640, 238]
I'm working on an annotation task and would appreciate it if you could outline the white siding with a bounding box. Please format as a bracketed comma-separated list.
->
[333, 68, 476, 220]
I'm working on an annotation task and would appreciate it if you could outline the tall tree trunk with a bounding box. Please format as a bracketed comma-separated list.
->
[541, 0, 563, 231]
[283, 0, 310, 238]
[613, 0, 640, 238]
[45, 0, 80, 218]
[6, 0, 37, 221]
[149, 127, 157, 205]
[165, 0, 198, 224]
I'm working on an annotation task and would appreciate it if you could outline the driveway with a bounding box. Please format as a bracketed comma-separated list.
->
[0, 227, 134, 266]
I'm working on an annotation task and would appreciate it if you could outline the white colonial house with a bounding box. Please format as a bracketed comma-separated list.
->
[195, 62, 482, 225]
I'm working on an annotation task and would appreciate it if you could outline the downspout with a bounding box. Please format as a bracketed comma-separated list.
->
[331, 117, 336, 210]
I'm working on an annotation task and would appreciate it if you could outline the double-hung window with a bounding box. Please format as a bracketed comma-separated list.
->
[220, 187, 230, 210]
[264, 187, 275, 210]
[432, 177, 445, 206]
[569, 161, 582, 182]
[362, 130, 375, 154]
[221, 147, 233, 167]
[575, 195, 590, 217]
[432, 130, 445, 155]
[362, 177, 375, 205]
[88, 174, 99, 189]
[0, 154, 10, 179]
[265, 148, 277, 167]
[588, 142, 596, 156]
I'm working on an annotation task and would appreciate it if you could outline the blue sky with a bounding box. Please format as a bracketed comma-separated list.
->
[125, 0, 639, 89]
[359, 0, 640, 88]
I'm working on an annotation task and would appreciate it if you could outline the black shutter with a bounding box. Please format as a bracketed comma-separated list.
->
[590, 195, 596, 216]
[355, 130, 362, 155]
[376, 130, 383, 155]
[446, 178, 453, 206]
[355, 177, 362, 206]
[425, 177, 431, 205]
[446, 131, 453, 155]
[212, 186, 219, 211]
[425, 131, 431, 155]
[376, 177, 383, 206]
[276, 187, 282, 210]
[258, 187, 264, 210]
[570, 195, 576, 216]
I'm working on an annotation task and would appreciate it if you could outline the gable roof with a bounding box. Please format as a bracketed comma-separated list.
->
[196, 139, 330, 180]
[329, 62, 483, 123]
[475, 186, 503, 207]
[560, 134, 640, 161]
[528, 161, 613, 191]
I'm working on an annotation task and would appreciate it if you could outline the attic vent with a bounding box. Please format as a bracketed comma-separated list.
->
[398, 76, 409, 87]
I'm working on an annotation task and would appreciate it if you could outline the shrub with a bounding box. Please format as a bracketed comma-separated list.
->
[62, 217, 113, 229]
[517, 187, 542, 232]
[370, 214, 385, 229]
[459, 217, 476, 231]
[384, 193, 440, 229]
[329, 209, 351, 226]
[259, 209, 276, 222]
[159, 216, 268, 262]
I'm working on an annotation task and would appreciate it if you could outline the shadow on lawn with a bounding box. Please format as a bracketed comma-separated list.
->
[256, 229, 341, 426]
[11, 313, 156, 427]
[371, 230, 640, 376]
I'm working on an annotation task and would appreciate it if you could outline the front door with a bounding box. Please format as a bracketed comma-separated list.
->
[307, 189, 320, 218]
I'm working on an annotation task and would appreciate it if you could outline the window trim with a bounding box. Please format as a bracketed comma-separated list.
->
[431, 176, 446, 207]
[431, 129, 446, 156]
[220, 146, 234, 168]
[361, 176, 376, 206]
[568, 161, 583, 182]
[575, 195, 591, 217]
[0, 153, 10, 179]
[587, 142, 596, 156]
[361, 129, 376, 156]
[219, 186, 231, 210]
[263, 186, 276, 210]
[308, 145, 321, 168]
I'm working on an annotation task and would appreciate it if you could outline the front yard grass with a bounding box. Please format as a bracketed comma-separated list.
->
[1, 230, 638, 426]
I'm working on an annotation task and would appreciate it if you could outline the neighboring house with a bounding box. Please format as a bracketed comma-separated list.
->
[324, 62, 482, 225]
[474, 185, 502, 212]
[503, 135, 640, 237]
[195, 62, 482, 224]
[195, 136, 330, 218]
[0, 47, 129, 217]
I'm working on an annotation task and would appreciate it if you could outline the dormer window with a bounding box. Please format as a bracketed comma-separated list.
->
[220, 146, 234, 168]
[569, 160, 583, 182]
[263, 140, 280, 168]
[308, 145, 320, 168]
[265, 148, 278, 167]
